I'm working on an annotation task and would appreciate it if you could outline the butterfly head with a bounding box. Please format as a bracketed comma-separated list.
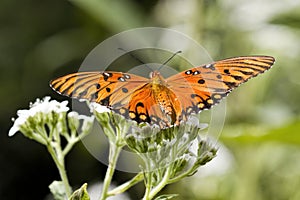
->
[149, 71, 166, 85]
[149, 71, 160, 78]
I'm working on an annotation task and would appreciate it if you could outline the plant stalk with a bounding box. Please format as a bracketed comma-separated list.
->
[47, 144, 72, 198]
[107, 172, 143, 196]
[99, 142, 122, 200]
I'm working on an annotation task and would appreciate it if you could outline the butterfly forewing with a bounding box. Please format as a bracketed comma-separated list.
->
[50, 71, 149, 105]
[166, 56, 275, 117]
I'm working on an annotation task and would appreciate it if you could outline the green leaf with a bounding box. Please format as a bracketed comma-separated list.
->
[49, 181, 67, 200]
[154, 194, 178, 200]
[262, 121, 300, 144]
[221, 120, 300, 145]
[69, 183, 90, 200]
[69, 0, 144, 31]
[270, 8, 300, 29]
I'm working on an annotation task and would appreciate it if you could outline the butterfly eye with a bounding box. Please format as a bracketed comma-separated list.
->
[149, 71, 155, 78]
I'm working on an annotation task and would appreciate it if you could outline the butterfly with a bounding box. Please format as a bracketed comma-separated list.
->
[50, 56, 275, 127]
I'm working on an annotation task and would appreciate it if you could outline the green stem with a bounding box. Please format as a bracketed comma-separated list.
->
[47, 144, 72, 198]
[142, 167, 172, 200]
[57, 156, 72, 198]
[168, 163, 197, 184]
[143, 183, 151, 200]
[48, 123, 72, 198]
[142, 170, 152, 200]
[99, 142, 122, 200]
[107, 172, 143, 196]
[63, 137, 79, 156]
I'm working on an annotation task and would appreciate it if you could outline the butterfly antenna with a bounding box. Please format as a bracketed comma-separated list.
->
[158, 50, 182, 71]
[118, 48, 153, 71]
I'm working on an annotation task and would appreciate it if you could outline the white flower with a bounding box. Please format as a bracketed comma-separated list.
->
[8, 96, 69, 136]
[30, 96, 69, 114]
[67, 111, 79, 118]
[80, 115, 95, 131]
[67, 111, 95, 133]
[89, 102, 111, 113]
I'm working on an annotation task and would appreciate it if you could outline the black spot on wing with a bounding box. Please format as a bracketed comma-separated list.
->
[122, 88, 128, 93]
[216, 74, 222, 79]
[232, 75, 243, 81]
[224, 81, 237, 88]
[118, 77, 126, 82]
[198, 79, 205, 84]
[204, 63, 216, 70]
[185, 70, 192, 75]
[100, 95, 111, 106]
[124, 74, 131, 79]
[224, 69, 230, 74]
[237, 70, 254, 75]
[136, 102, 144, 108]
[102, 72, 112, 81]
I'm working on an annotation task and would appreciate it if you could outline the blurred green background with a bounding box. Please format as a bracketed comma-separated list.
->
[1, 0, 300, 199]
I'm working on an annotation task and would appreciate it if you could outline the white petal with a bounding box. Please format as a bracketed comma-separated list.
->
[8, 126, 19, 137]
[89, 103, 111, 113]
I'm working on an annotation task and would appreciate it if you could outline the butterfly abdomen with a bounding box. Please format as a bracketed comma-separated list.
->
[149, 83, 179, 124]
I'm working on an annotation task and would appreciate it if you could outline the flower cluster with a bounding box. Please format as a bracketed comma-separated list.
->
[124, 117, 216, 199]
[9, 97, 69, 136]
[9, 96, 94, 199]
[9, 97, 217, 200]
[91, 105, 217, 200]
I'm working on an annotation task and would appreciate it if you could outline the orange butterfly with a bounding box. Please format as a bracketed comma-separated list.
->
[50, 56, 275, 127]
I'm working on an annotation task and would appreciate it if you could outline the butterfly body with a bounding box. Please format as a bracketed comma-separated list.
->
[50, 56, 275, 128]
[126, 71, 181, 126]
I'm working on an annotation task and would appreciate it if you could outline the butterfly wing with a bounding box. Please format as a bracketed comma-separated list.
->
[50, 56, 275, 127]
[50, 71, 172, 126]
[50, 71, 149, 107]
[166, 56, 275, 121]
